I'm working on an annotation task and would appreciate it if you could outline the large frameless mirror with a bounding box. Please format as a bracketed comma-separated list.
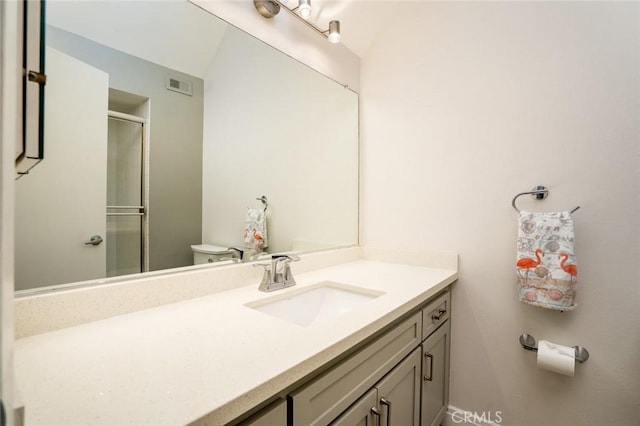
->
[15, 0, 359, 293]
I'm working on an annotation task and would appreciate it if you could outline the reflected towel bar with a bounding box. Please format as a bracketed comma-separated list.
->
[512, 185, 580, 214]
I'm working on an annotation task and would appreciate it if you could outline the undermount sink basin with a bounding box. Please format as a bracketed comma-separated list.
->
[245, 281, 385, 327]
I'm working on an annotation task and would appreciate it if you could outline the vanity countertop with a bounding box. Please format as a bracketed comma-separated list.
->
[14, 256, 457, 425]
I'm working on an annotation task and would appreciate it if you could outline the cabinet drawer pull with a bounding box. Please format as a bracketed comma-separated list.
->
[431, 308, 446, 321]
[380, 398, 391, 426]
[371, 406, 381, 426]
[424, 353, 433, 381]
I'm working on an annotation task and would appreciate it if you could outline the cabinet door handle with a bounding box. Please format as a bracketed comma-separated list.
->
[371, 406, 381, 426]
[424, 353, 434, 381]
[380, 398, 391, 426]
[431, 308, 446, 321]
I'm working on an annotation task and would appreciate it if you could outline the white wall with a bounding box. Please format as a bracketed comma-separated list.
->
[202, 28, 359, 253]
[360, 2, 639, 425]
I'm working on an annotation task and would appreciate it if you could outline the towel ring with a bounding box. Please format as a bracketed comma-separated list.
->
[256, 195, 268, 212]
[512, 185, 580, 214]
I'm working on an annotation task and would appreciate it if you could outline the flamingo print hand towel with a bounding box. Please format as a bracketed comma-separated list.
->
[516, 211, 578, 310]
[243, 208, 267, 251]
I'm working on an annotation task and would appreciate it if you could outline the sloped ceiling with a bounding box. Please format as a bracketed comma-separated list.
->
[47, 0, 228, 78]
[46, 0, 389, 78]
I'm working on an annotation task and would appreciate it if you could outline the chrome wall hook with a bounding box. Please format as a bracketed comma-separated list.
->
[519, 333, 589, 363]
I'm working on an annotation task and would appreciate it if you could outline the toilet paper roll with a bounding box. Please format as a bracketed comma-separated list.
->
[537, 340, 575, 376]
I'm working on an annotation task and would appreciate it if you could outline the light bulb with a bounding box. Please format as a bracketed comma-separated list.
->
[298, 0, 311, 19]
[328, 20, 340, 43]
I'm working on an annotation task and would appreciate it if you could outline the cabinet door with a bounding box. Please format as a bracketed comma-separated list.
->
[421, 321, 450, 426]
[375, 347, 421, 426]
[330, 388, 379, 426]
[291, 312, 421, 425]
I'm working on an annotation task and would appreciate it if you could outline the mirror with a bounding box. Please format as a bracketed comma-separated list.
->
[15, 0, 358, 292]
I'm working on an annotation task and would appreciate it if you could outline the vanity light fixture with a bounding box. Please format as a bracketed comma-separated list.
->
[297, 0, 312, 19]
[253, 0, 341, 44]
[327, 20, 340, 43]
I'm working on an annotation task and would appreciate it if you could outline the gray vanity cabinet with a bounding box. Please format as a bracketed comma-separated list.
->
[421, 316, 451, 426]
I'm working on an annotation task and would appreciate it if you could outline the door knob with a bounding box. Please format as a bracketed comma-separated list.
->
[84, 235, 103, 246]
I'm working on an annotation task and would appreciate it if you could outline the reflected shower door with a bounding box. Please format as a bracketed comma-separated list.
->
[107, 112, 146, 277]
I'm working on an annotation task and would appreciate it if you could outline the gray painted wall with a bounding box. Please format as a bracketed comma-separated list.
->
[47, 26, 204, 272]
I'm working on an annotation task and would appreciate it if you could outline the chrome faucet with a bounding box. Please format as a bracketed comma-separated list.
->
[220, 247, 245, 263]
[220, 247, 266, 263]
[254, 254, 300, 292]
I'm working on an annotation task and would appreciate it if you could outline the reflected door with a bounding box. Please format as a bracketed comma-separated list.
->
[106, 113, 146, 277]
[15, 47, 108, 291]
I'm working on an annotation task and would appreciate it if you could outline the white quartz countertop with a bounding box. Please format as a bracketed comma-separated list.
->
[14, 259, 457, 425]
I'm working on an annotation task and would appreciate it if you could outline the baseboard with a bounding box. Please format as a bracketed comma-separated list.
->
[445, 405, 503, 426]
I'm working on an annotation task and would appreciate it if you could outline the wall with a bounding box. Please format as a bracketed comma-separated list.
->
[45, 27, 204, 273]
[201, 28, 359, 253]
[360, 2, 639, 425]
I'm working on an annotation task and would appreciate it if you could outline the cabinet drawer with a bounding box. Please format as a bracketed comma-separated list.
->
[290, 311, 422, 426]
[422, 292, 450, 340]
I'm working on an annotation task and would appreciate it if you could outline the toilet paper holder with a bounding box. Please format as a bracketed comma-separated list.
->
[519, 334, 590, 363]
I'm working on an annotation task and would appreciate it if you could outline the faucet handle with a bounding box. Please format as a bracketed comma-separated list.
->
[252, 262, 271, 271]
[253, 262, 273, 291]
